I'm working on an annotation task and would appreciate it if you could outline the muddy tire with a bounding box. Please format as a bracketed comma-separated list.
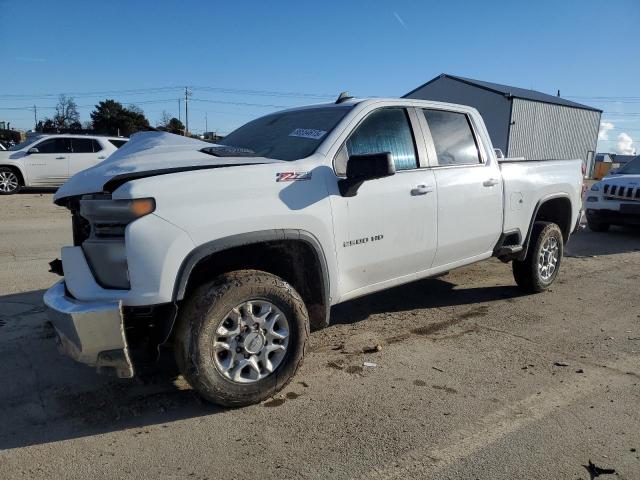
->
[586, 217, 610, 232]
[173, 269, 309, 407]
[513, 221, 563, 293]
[0, 167, 22, 195]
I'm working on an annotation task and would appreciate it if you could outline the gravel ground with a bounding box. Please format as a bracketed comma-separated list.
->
[0, 192, 639, 479]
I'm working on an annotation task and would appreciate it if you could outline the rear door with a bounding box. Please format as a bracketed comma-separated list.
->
[25, 137, 71, 185]
[329, 107, 438, 296]
[419, 108, 503, 267]
[69, 138, 105, 176]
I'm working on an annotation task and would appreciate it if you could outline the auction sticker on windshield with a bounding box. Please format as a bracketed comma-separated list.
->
[289, 128, 327, 140]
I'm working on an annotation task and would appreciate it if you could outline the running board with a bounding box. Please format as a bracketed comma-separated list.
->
[496, 245, 523, 257]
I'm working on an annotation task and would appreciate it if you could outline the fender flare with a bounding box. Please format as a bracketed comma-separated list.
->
[517, 193, 572, 261]
[172, 228, 331, 322]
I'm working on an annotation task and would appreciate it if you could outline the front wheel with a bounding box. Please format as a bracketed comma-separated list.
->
[513, 221, 563, 293]
[173, 270, 309, 407]
[0, 167, 21, 195]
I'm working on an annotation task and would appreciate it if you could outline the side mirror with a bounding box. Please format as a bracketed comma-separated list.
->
[494, 148, 504, 159]
[338, 152, 396, 197]
[27, 147, 39, 154]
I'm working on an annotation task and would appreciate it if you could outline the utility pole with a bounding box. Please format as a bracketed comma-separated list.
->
[184, 87, 192, 136]
[33, 105, 37, 130]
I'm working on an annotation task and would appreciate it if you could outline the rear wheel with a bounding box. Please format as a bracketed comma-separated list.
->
[174, 270, 309, 407]
[513, 221, 563, 293]
[0, 167, 21, 195]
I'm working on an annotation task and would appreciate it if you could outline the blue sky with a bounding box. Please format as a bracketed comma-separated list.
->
[0, 0, 638, 153]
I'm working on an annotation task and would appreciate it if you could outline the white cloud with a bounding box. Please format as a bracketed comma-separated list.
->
[598, 121, 614, 141]
[616, 133, 637, 155]
[393, 12, 408, 30]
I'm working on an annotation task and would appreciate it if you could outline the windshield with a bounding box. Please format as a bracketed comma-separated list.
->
[616, 157, 640, 175]
[9, 136, 44, 151]
[217, 106, 353, 161]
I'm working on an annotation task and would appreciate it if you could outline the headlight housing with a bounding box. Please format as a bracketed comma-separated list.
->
[78, 196, 155, 289]
[590, 183, 601, 191]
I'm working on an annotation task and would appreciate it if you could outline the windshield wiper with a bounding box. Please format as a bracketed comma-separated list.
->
[200, 146, 259, 157]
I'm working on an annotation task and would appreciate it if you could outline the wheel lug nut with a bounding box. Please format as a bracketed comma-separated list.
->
[236, 347, 242, 353]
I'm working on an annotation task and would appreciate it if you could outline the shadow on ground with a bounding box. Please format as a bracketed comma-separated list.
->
[566, 226, 640, 257]
[0, 289, 222, 451]
[330, 277, 524, 326]
[0, 273, 529, 450]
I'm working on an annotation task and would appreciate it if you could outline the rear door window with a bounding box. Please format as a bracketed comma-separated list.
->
[71, 138, 94, 153]
[422, 109, 481, 166]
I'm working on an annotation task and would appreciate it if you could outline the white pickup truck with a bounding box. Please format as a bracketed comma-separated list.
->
[44, 96, 583, 406]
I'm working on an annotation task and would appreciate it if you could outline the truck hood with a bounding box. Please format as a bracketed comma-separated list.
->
[54, 131, 284, 202]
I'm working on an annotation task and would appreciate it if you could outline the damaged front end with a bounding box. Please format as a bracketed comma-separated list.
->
[44, 281, 134, 378]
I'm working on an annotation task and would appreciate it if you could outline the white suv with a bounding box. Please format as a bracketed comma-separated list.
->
[0, 134, 127, 194]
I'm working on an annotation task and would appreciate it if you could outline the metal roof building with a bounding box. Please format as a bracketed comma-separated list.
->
[404, 74, 602, 172]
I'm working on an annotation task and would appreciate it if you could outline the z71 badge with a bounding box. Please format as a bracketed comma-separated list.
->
[276, 172, 312, 182]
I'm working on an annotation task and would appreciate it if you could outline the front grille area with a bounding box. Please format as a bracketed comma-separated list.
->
[72, 212, 91, 246]
[603, 183, 640, 202]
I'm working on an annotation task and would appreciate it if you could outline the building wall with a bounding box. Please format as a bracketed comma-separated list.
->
[508, 98, 601, 162]
[404, 78, 512, 152]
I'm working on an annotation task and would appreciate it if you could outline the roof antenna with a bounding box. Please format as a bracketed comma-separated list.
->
[557, 89, 561, 97]
[335, 91, 354, 104]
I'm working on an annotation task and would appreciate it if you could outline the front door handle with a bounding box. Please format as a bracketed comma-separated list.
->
[410, 185, 434, 196]
[55, 156, 66, 160]
[97, 156, 106, 160]
[483, 178, 500, 187]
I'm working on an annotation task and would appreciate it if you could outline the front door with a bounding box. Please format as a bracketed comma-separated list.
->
[25, 137, 71, 185]
[329, 107, 438, 297]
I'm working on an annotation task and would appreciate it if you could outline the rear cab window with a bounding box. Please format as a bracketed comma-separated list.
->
[422, 109, 481, 166]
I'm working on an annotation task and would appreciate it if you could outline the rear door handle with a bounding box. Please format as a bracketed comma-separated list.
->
[411, 185, 434, 196]
[55, 156, 66, 160]
[483, 178, 500, 187]
[97, 156, 106, 160]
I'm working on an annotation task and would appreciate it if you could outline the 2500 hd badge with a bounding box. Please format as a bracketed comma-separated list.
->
[343, 234, 384, 248]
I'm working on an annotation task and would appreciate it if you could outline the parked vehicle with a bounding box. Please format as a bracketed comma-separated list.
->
[44, 97, 583, 406]
[0, 134, 128, 194]
[585, 156, 640, 230]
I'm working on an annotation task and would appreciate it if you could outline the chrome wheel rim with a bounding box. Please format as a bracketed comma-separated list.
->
[212, 300, 289, 384]
[0, 171, 19, 193]
[538, 236, 559, 281]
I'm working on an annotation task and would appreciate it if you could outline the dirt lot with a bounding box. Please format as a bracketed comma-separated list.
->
[1, 192, 639, 479]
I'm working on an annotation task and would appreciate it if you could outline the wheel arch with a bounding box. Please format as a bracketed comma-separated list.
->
[518, 194, 573, 261]
[173, 230, 331, 331]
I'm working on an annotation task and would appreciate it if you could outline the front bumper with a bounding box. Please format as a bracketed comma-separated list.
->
[43, 280, 134, 378]
[586, 208, 640, 226]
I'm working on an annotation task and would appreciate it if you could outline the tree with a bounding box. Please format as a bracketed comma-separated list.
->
[158, 111, 184, 134]
[36, 119, 57, 133]
[90, 99, 151, 137]
[53, 94, 80, 129]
